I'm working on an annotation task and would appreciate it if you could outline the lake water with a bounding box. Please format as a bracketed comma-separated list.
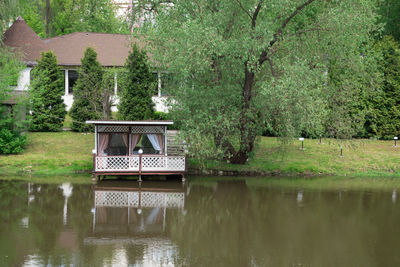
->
[0, 178, 399, 266]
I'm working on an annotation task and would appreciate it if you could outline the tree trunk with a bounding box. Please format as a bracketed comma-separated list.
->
[228, 66, 258, 164]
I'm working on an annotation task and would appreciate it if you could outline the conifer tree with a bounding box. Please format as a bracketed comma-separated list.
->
[368, 36, 400, 138]
[30, 51, 66, 131]
[117, 44, 155, 120]
[70, 47, 104, 132]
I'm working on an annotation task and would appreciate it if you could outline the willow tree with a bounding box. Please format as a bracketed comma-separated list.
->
[145, 0, 378, 164]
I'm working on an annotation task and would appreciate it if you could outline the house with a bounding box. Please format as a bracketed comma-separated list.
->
[2, 16, 169, 112]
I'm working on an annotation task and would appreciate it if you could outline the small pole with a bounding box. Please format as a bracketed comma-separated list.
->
[319, 135, 322, 144]
[299, 137, 304, 150]
[340, 145, 343, 158]
[394, 137, 398, 147]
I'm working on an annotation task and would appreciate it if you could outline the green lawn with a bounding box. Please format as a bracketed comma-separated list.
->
[192, 137, 400, 177]
[0, 132, 94, 175]
[1, 132, 400, 177]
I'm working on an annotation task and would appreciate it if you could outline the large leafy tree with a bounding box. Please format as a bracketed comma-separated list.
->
[70, 47, 104, 132]
[30, 51, 66, 131]
[145, 0, 379, 164]
[117, 44, 155, 120]
[20, 0, 128, 38]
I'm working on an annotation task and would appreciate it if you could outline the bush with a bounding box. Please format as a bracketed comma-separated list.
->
[0, 128, 27, 154]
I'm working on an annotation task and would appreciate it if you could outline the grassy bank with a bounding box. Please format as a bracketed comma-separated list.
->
[191, 137, 400, 177]
[0, 132, 400, 176]
[0, 132, 94, 175]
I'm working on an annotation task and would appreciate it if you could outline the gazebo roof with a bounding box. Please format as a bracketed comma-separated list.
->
[86, 120, 174, 126]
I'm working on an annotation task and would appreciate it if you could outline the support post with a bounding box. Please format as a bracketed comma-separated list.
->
[138, 154, 142, 182]
[164, 126, 167, 155]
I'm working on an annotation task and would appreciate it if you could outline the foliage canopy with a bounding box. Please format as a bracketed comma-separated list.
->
[145, 0, 379, 163]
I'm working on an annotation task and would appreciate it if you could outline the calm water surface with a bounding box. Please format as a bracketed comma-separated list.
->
[0, 178, 399, 266]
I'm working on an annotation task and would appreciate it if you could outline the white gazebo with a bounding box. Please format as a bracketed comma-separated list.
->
[86, 120, 186, 181]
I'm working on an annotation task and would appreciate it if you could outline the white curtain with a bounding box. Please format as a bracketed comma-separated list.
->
[147, 134, 161, 153]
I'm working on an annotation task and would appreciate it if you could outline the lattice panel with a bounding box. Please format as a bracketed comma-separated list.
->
[141, 156, 185, 171]
[95, 191, 183, 208]
[166, 157, 186, 171]
[95, 191, 140, 207]
[130, 126, 164, 134]
[97, 125, 130, 133]
[96, 191, 126, 206]
[142, 156, 166, 170]
[141, 192, 185, 208]
[128, 192, 140, 206]
[95, 156, 139, 171]
[165, 193, 185, 207]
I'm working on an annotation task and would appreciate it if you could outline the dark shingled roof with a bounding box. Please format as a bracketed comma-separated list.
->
[2, 16, 47, 65]
[3, 17, 143, 67]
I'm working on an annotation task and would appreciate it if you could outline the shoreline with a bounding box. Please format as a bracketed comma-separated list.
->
[1, 132, 400, 178]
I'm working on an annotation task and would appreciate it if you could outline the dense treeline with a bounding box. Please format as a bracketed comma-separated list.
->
[2, 0, 400, 157]
[18, 0, 129, 38]
[263, 0, 400, 140]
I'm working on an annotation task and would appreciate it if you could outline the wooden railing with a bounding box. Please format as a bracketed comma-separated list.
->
[95, 155, 186, 172]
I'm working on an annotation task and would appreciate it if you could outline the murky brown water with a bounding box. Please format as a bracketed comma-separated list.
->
[0, 178, 400, 266]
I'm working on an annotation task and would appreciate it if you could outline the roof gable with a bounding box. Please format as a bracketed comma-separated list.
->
[2, 17, 46, 64]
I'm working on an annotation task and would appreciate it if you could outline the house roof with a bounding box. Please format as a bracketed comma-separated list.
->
[2, 16, 47, 65]
[2, 17, 144, 67]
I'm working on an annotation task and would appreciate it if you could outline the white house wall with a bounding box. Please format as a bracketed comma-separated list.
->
[16, 68, 169, 112]
[14, 68, 32, 91]
[110, 95, 168, 113]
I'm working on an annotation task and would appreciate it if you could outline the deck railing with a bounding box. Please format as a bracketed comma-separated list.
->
[95, 155, 186, 172]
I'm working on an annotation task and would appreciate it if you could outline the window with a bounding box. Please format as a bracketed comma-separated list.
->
[68, 70, 78, 95]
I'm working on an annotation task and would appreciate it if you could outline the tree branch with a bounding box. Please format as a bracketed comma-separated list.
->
[259, 0, 317, 66]
[233, 0, 252, 20]
[270, 0, 317, 48]
[251, 1, 263, 29]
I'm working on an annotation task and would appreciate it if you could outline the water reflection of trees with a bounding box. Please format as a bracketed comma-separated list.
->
[0, 181, 93, 266]
[169, 182, 400, 267]
[1, 179, 400, 266]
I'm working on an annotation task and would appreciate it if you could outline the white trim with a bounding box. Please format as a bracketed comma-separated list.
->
[94, 126, 98, 154]
[164, 126, 167, 156]
[64, 69, 69, 96]
[86, 121, 174, 125]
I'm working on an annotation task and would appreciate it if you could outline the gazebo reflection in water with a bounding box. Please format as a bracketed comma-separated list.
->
[87, 181, 186, 238]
